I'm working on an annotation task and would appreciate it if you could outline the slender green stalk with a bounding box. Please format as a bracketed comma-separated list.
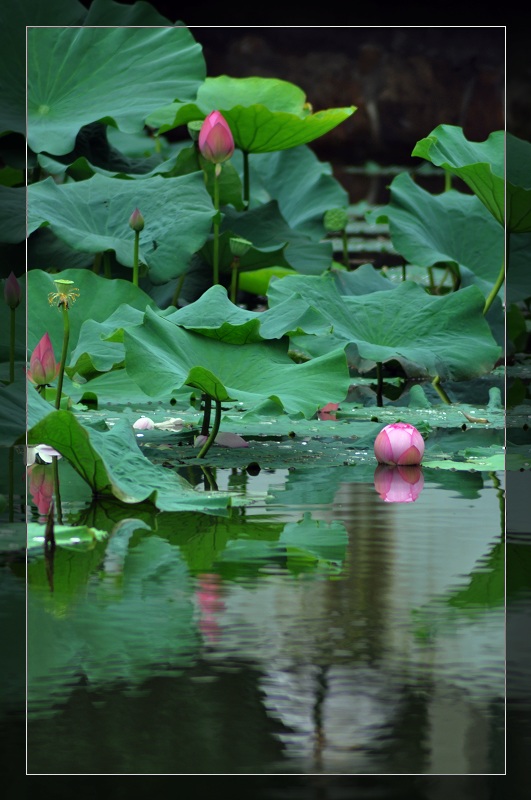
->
[52, 457, 63, 524]
[483, 257, 505, 316]
[376, 362, 383, 407]
[103, 251, 112, 279]
[427, 266, 435, 292]
[213, 164, 221, 285]
[55, 303, 70, 410]
[444, 169, 452, 192]
[198, 397, 222, 458]
[201, 466, 219, 491]
[401, 263, 407, 282]
[432, 374, 452, 404]
[171, 273, 186, 308]
[8, 446, 14, 523]
[488, 471, 505, 540]
[9, 307, 15, 383]
[243, 150, 250, 207]
[133, 230, 140, 287]
[341, 230, 349, 269]
[230, 257, 240, 304]
[200, 394, 212, 437]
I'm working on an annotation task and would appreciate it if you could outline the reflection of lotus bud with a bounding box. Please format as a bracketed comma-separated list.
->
[198, 110, 235, 164]
[28, 463, 55, 516]
[374, 464, 424, 503]
[374, 422, 425, 465]
[27, 333, 60, 386]
[129, 207, 145, 232]
[4, 271, 21, 309]
[229, 237, 252, 258]
[324, 208, 348, 232]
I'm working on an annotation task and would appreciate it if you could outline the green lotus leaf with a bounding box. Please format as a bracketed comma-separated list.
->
[123, 305, 351, 416]
[371, 172, 503, 296]
[163, 283, 332, 344]
[413, 124, 531, 232]
[27, 172, 215, 283]
[27, 269, 159, 364]
[27, 522, 107, 553]
[27, 401, 231, 513]
[240, 145, 348, 237]
[147, 75, 356, 154]
[267, 273, 502, 380]
[27, 26, 204, 156]
[83, 0, 176, 25]
[218, 202, 333, 274]
[0, 185, 26, 243]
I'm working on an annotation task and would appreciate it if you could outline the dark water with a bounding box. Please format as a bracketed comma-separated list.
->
[18, 469, 507, 776]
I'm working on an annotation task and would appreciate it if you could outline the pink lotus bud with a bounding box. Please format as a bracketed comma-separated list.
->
[374, 464, 424, 503]
[28, 463, 55, 516]
[373, 422, 425, 465]
[129, 207, 145, 232]
[198, 110, 235, 164]
[4, 271, 21, 310]
[133, 417, 155, 430]
[27, 333, 60, 386]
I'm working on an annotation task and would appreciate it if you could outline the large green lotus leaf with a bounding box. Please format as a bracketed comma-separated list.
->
[371, 172, 503, 295]
[27, 26, 204, 156]
[507, 231, 531, 303]
[245, 146, 349, 237]
[413, 125, 531, 232]
[27, 173, 215, 283]
[26, 402, 231, 513]
[219, 202, 333, 275]
[164, 284, 331, 344]
[267, 273, 502, 380]
[27, 269, 159, 363]
[147, 75, 356, 154]
[331, 263, 395, 295]
[123, 306, 351, 416]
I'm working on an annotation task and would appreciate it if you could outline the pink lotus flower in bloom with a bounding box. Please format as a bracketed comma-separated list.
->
[374, 464, 424, 503]
[198, 111, 235, 164]
[4, 271, 21, 310]
[373, 422, 425, 466]
[28, 463, 55, 516]
[27, 333, 60, 386]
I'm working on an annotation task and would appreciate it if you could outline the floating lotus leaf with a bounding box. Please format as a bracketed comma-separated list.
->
[27, 26, 204, 156]
[27, 400, 231, 513]
[123, 305, 351, 416]
[27, 173, 215, 283]
[412, 124, 531, 232]
[267, 273, 502, 380]
[147, 75, 356, 154]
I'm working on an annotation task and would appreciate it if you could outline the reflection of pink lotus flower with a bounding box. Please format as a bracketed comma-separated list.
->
[27, 333, 60, 386]
[374, 422, 425, 465]
[374, 464, 424, 503]
[198, 111, 235, 164]
[28, 463, 55, 516]
[196, 573, 225, 643]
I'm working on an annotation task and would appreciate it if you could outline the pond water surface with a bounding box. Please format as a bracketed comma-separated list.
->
[22, 465, 505, 775]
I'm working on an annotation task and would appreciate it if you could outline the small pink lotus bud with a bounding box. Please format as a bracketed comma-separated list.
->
[133, 417, 155, 430]
[28, 463, 55, 516]
[129, 208, 145, 232]
[4, 271, 21, 310]
[373, 422, 425, 466]
[27, 333, 60, 386]
[373, 464, 424, 503]
[198, 111, 235, 164]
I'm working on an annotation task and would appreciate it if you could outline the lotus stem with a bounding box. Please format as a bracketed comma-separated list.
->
[8, 445, 14, 523]
[9, 306, 15, 383]
[171, 273, 186, 308]
[55, 303, 70, 410]
[133, 230, 140, 287]
[93, 252, 102, 274]
[402, 263, 407, 282]
[52, 458, 63, 524]
[230, 257, 240, 304]
[200, 394, 212, 437]
[432, 374, 452, 404]
[444, 168, 452, 192]
[201, 466, 218, 491]
[342, 230, 349, 269]
[103, 251, 112, 279]
[213, 164, 221, 285]
[243, 150, 250, 208]
[376, 361, 383, 407]
[483, 259, 505, 316]
[198, 397, 222, 458]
